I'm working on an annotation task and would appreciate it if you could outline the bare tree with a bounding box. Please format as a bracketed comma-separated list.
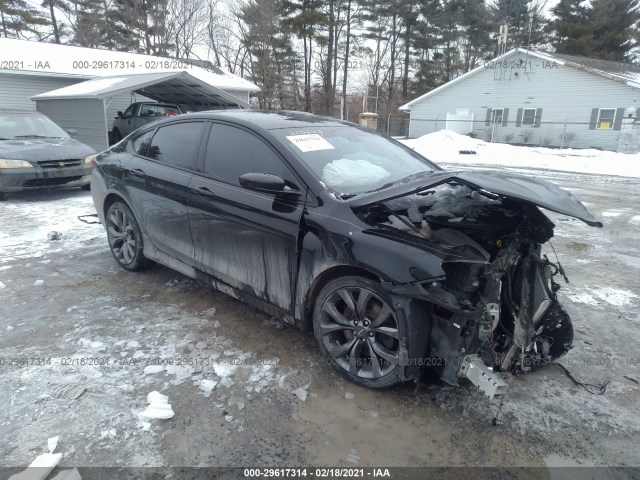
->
[207, 0, 249, 74]
[165, 0, 207, 58]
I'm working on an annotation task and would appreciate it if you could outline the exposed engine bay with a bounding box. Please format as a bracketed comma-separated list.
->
[357, 182, 579, 397]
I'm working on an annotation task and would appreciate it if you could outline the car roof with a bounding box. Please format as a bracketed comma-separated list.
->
[136, 102, 178, 106]
[0, 109, 43, 114]
[179, 110, 347, 130]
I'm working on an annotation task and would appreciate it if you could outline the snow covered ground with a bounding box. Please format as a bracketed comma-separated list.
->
[1, 146, 640, 473]
[400, 130, 640, 178]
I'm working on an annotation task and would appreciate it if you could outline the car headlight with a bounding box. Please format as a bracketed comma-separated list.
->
[0, 159, 33, 169]
[83, 154, 98, 166]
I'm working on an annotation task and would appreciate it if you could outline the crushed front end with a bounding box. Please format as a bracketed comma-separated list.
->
[354, 176, 602, 397]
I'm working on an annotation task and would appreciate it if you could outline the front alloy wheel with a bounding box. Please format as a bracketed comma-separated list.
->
[106, 201, 149, 271]
[313, 276, 402, 388]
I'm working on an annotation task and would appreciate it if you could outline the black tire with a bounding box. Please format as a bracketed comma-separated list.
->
[112, 129, 122, 143]
[313, 276, 403, 388]
[105, 201, 149, 271]
[0, 192, 5, 201]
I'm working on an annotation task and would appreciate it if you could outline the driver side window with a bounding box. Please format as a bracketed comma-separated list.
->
[203, 124, 294, 187]
[123, 105, 134, 118]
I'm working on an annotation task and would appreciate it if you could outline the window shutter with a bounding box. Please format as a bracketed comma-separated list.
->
[534, 108, 543, 127]
[502, 108, 509, 127]
[613, 107, 625, 130]
[515, 108, 523, 127]
[589, 108, 598, 130]
[485, 109, 492, 126]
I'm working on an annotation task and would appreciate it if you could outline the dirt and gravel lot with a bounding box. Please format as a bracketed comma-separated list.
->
[1, 166, 639, 478]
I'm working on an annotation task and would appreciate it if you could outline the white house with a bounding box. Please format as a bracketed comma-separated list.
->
[0, 38, 260, 150]
[399, 49, 640, 152]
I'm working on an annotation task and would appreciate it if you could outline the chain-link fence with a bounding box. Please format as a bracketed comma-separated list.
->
[387, 116, 638, 152]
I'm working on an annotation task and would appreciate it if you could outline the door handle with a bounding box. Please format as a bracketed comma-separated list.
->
[190, 186, 215, 197]
[130, 168, 145, 177]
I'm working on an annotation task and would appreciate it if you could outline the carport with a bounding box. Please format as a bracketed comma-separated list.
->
[30, 71, 250, 151]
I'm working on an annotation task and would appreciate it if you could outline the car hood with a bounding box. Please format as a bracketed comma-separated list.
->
[348, 170, 603, 227]
[0, 137, 96, 161]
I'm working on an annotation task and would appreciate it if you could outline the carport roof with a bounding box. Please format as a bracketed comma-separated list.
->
[0, 38, 259, 93]
[30, 71, 250, 108]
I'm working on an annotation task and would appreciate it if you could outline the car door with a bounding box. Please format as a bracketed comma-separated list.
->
[119, 104, 137, 136]
[123, 120, 206, 265]
[187, 122, 306, 313]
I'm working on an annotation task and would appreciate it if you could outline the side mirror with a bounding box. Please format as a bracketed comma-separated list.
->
[66, 128, 78, 137]
[117, 111, 124, 118]
[239, 173, 300, 196]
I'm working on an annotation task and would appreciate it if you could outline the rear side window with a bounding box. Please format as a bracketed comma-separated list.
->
[132, 130, 154, 156]
[204, 124, 288, 185]
[141, 104, 180, 116]
[147, 122, 204, 170]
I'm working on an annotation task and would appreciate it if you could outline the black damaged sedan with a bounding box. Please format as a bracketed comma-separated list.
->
[0, 109, 96, 199]
[91, 111, 602, 395]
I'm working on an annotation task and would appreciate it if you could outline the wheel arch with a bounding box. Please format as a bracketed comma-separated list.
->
[103, 192, 128, 219]
[300, 264, 381, 331]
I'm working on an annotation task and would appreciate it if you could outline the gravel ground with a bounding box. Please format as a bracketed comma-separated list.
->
[1, 167, 639, 478]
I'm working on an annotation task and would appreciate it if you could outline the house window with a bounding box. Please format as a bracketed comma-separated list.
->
[491, 108, 504, 124]
[522, 108, 536, 126]
[597, 109, 616, 129]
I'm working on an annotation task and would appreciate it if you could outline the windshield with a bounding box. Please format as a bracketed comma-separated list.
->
[0, 113, 70, 140]
[272, 125, 440, 195]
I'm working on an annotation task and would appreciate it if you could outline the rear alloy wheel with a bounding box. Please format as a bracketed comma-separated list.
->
[106, 201, 149, 271]
[313, 276, 402, 388]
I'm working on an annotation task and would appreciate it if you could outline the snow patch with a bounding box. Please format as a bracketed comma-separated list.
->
[143, 365, 165, 375]
[592, 287, 638, 307]
[401, 130, 640, 178]
[139, 391, 175, 420]
[212, 362, 238, 378]
[47, 435, 59, 453]
[292, 384, 310, 401]
[568, 293, 600, 306]
[199, 379, 218, 396]
[8, 436, 62, 480]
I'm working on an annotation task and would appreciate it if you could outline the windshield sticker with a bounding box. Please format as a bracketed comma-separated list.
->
[286, 134, 335, 152]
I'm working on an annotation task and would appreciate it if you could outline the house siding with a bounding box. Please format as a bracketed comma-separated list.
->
[223, 89, 250, 105]
[36, 99, 108, 152]
[406, 52, 640, 151]
[0, 72, 82, 110]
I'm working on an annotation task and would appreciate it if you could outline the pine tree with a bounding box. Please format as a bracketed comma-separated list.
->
[588, 0, 640, 61]
[460, 0, 492, 71]
[282, 0, 327, 111]
[241, 0, 297, 109]
[547, 0, 591, 55]
[71, 0, 109, 47]
[108, 0, 171, 53]
[1, 0, 49, 38]
[548, 0, 639, 60]
[40, 0, 62, 42]
[490, 0, 547, 51]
